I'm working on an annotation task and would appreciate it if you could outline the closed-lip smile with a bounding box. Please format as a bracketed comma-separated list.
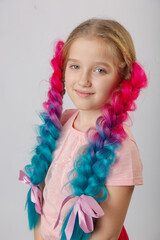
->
[75, 89, 94, 94]
[75, 89, 94, 98]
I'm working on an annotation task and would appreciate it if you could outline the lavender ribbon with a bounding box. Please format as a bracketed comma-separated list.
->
[54, 194, 104, 240]
[19, 170, 43, 214]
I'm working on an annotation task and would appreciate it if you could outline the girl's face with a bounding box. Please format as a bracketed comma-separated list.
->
[65, 37, 120, 111]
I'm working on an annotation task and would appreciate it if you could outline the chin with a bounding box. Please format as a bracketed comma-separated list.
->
[73, 103, 98, 112]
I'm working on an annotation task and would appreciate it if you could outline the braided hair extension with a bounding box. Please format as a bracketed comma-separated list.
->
[19, 18, 148, 240]
[23, 40, 64, 229]
[59, 62, 147, 240]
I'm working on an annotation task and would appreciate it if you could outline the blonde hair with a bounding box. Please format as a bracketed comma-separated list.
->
[61, 18, 136, 87]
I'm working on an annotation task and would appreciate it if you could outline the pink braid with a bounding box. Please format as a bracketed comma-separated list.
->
[102, 62, 148, 143]
[43, 40, 64, 129]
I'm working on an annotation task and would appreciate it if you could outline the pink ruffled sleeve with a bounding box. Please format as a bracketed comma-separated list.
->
[105, 124, 143, 186]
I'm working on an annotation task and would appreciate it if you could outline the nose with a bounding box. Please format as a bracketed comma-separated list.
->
[78, 71, 92, 87]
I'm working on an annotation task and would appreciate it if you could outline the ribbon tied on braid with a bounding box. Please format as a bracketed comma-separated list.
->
[19, 170, 43, 214]
[54, 194, 104, 240]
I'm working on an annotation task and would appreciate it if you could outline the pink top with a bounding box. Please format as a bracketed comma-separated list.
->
[40, 109, 143, 240]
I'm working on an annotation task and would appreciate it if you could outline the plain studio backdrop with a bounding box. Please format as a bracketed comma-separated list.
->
[0, 0, 159, 239]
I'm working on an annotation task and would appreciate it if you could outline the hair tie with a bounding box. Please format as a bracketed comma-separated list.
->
[19, 170, 43, 215]
[54, 194, 104, 240]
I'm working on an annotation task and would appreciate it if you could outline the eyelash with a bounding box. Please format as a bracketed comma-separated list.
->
[70, 65, 80, 70]
[69, 65, 106, 74]
[96, 69, 106, 74]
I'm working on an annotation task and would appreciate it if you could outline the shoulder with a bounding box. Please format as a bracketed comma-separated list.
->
[123, 123, 136, 143]
[60, 108, 78, 126]
[121, 123, 142, 164]
[106, 123, 143, 186]
[120, 123, 143, 176]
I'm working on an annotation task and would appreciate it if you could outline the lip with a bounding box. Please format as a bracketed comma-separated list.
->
[75, 90, 94, 98]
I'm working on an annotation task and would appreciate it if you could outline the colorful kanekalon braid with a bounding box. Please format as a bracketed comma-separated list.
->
[57, 62, 147, 240]
[19, 37, 147, 240]
[20, 40, 65, 229]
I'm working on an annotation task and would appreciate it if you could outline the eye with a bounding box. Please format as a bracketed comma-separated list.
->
[70, 65, 80, 70]
[95, 68, 106, 74]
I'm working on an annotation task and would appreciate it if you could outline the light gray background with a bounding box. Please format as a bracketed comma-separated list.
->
[0, 0, 159, 239]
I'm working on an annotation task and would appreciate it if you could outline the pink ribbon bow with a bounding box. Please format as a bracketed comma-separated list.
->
[54, 194, 104, 240]
[19, 170, 43, 215]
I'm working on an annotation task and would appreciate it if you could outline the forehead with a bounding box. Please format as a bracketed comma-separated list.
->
[67, 37, 116, 65]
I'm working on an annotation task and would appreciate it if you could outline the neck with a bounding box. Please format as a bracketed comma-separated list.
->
[74, 109, 102, 132]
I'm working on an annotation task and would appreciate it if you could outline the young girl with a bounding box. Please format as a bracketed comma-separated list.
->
[19, 18, 148, 240]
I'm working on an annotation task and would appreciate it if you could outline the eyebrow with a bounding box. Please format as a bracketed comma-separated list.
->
[67, 58, 111, 68]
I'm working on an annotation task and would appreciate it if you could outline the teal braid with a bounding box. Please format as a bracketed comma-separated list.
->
[59, 62, 147, 239]
[60, 131, 120, 240]
[23, 40, 64, 229]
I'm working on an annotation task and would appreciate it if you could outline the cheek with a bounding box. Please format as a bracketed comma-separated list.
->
[95, 80, 111, 93]
[65, 71, 75, 88]
[96, 78, 119, 100]
[105, 75, 119, 92]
